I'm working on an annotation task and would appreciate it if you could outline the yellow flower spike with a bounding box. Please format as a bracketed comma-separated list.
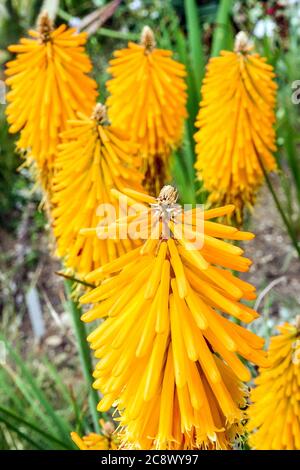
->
[106, 26, 187, 196]
[71, 419, 119, 450]
[52, 102, 144, 276]
[5, 11, 98, 190]
[248, 317, 300, 450]
[194, 31, 277, 223]
[80, 185, 268, 450]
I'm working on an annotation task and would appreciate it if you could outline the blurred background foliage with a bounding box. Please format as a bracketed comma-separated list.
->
[0, 0, 300, 449]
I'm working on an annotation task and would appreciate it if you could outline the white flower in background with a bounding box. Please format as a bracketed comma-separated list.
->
[129, 0, 142, 11]
[283, 0, 299, 5]
[69, 17, 81, 28]
[253, 17, 276, 38]
[150, 11, 159, 20]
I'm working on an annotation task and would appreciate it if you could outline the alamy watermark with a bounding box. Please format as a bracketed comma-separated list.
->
[0, 80, 5, 104]
[94, 196, 205, 250]
[291, 80, 300, 104]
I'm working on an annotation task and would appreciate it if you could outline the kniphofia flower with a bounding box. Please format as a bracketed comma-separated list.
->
[71, 419, 119, 450]
[248, 318, 300, 450]
[80, 185, 268, 450]
[106, 26, 187, 196]
[52, 103, 143, 275]
[5, 11, 98, 189]
[194, 32, 277, 222]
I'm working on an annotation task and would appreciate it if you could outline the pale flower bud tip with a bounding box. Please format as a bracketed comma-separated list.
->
[234, 31, 252, 53]
[158, 185, 179, 205]
[91, 103, 107, 123]
[141, 26, 156, 52]
[37, 11, 53, 42]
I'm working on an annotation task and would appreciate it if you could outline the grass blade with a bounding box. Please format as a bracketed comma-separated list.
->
[184, 0, 205, 94]
[211, 0, 234, 57]
[0, 335, 71, 440]
[0, 406, 73, 450]
[42, 357, 74, 406]
[0, 416, 45, 450]
[65, 280, 101, 434]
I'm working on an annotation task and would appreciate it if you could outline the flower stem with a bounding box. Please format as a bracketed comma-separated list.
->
[96, 27, 139, 41]
[57, 8, 139, 41]
[211, 0, 234, 57]
[184, 0, 205, 93]
[64, 280, 101, 433]
[258, 157, 300, 260]
[56, 271, 95, 289]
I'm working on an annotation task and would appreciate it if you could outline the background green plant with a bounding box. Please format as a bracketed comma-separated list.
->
[1, 0, 300, 450]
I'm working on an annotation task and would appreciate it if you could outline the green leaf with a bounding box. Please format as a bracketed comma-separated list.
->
[211, 0, 234, 57]
[1, 364, 58, 435]
[0, 416, 45, 450]
[0, 406, 73, 450]
[0, 335, 71, 440]
[64, 281, 101, 434]
[42, 358, 74, 406]
[184, 0, 205, 94]
[175, 29, 199, 128]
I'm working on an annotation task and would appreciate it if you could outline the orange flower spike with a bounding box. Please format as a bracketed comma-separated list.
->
[80, 185, 268, 449]
[248, 317, 300, 450]
[106, 26, 187, 196]
[194, 32, 277, 223]
[52, 103, 144, 276]
[5, 11, 98, 189]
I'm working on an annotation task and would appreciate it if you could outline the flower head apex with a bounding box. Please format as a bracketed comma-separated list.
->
[91, 103, 107, 124]
[157, 185, 179, 205]
[37, 11, 53, 43]
[234, 31, 253, 53]
[141, 25, 156, 53]
[151, 185, 181, 237]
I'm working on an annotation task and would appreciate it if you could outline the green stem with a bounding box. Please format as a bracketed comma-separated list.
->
[57, 8, 73, 21]
[56, 271, 95, 289]
[57, 9, 138, 41]
[258, 157, 300, 260]
[64, 280, 101, 433]
[211, 0, 234, 57]
[175, 29, 199, 126]
[96, 27, 139, 41]
[184, 0, 204, 94]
